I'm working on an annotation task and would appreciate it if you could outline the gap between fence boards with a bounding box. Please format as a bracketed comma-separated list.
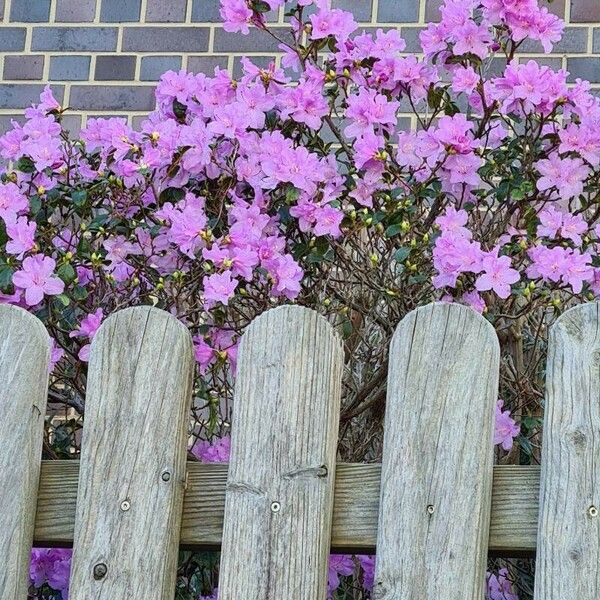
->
[34, 461, 539, 557]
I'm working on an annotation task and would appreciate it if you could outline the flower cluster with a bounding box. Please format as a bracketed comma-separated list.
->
[4, 0, 594, 596]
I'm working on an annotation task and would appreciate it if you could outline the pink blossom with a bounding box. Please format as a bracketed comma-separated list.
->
[476, 254, 520, 299]
[328, 555, 354, 598]
[12, 255, 64, 306]
[313, 205, 344, 238]
[270, 254, 302, 299]
[30, 548, 71, 597]
[452, 21, 492, 59]
[5, 216, 36, 259]
[192, 435, 231, 463]
[494, 400, 520, 451]
[536, 154, 589, 200]
[0, 182, 28, 219]
[203, 271, 238, 307]
[220, 0, 253, 34]
[309, 3, 357, 41]
[451, 65, 480, 95]
[69, 308, 104, 361]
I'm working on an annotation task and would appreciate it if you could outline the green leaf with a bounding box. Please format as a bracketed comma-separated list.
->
[252, 0, 271, 12]
[0, 265, 14, 290]
[72, 285, 89, 301]
[15, 157, 36, 173]
[385, 223, 403, 237]
[57, 263, 76, 285]
[72, 190, 88, 207]
[54, 293, 71, 307]
[394, 247, 411, 263]
[29, 195, 42, 216]
[159, 187, 185, 204]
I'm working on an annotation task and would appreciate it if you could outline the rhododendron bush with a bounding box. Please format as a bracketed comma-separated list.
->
[4, 0, 592, 596]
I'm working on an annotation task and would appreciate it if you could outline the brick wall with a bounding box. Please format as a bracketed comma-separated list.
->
[0, 0, 598, 135]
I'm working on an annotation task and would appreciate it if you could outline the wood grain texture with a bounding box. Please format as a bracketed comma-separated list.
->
[34, 462, 540, 554]
[374, 303, 500, 599]
[69, 307, 194, 600]
[218, 306, 344, 600]
[535, 302, 600, 600]
[0, 306, 49, 600]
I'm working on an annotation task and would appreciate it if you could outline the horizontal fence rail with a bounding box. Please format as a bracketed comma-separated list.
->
[34, 461, 540, 556]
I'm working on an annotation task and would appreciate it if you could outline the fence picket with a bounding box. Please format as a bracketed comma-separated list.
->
[534, 302, 600, 600]
[0, 306, 49, 600]
[68, 307, 194, 599]
[218, 306, 344, 600]
[373, 303, 499, 599]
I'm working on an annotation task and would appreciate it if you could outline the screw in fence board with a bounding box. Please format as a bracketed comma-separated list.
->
[534, 302, 600, 600]
[218, 305, 344, 600]
[0, 305, 50, 600]
[373, 302, 500, 599]
[68, 306, 194, 600]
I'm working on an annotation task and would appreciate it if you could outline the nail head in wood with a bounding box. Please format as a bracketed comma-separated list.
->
[120, 500, 131, 512]
[270, 501, 281, 513]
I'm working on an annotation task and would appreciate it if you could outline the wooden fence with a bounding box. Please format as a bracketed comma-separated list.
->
[0, 300, 595, 598]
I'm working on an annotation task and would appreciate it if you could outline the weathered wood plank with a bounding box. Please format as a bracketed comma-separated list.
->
[535, 302, 600, 600]
[0, 306, 49, 600]
[34, 462, 539, 554]
[218, 306, 344, 600]
[69, 307, 194, 599]
[374, 303, 500, 598]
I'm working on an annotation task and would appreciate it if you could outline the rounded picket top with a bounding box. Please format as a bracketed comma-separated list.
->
[89, 304, 193, 365]
[70, 304, 195, 600]
[376, 300, 500, 600]
[220, 303, 344, 600]
[0, 303, 51, 353]
[238, 303, 343, 360]
[0, 304, 50, 600]
[390, 301, 500, 358]
[535, 300, 600, 600]
[549, 300, 600, 347]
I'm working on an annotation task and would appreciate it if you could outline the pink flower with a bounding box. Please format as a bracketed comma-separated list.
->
[5, 216, 36, 259]
[30, 548, 71, 596]
[48, 338, 65, 373]
[194, 336, 216, 373]
[192, 436, 231, 463]
[12, 255, 64, 306]
[358, 555, 375, 591]
[278, 80, 329, 130]
[344, 89, 399, 139]
[444, 153, 483, 187]
[476, 254, 520, 299]
[536, 205, 563, 239]
[313, 205, 344, 238]
[494, 400, 520, 451]
[451, 65, 480, 95]
[270, 254, 302, 299]
[328, 555, 354, 598]
[452, 21, 492, 59]
[536, 153, 589, 200]
[203, 271, 238, 307]
[309, 3, 357, 41]
[435, 206, 471, 239]
[69, 308, 104, 361]
[220, 0, 253, 35]
[0, 182, 28, 220]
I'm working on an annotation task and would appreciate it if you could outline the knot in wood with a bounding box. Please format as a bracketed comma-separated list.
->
[93, 563, 107, 580]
